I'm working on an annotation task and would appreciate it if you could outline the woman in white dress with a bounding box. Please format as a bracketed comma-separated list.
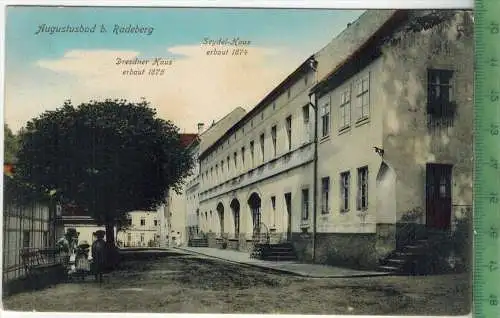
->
[74, 241, 91, 280]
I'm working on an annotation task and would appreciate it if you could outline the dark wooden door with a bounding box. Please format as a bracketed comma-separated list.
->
[285, 193, 292, 240]
[426, 163, 452, 230]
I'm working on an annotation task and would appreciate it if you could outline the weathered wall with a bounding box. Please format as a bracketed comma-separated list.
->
[380, 11, 474, 224]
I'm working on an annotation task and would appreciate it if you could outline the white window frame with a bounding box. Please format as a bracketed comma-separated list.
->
[340, 171, 350, 212]
[340, 88, 351, 130]
[321, 177, 330, 214]
[355, 74, 370, 121]
[260, 133, 265, 162]
[271, 125, 277, 157]
[286, 116, 292, 150]
[320, 97, 331, 137]
[357, 166, 369, 211]
[301, 188, 310, 220]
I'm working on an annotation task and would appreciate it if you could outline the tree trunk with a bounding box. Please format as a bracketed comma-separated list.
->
[104, 222, 120, 270]
[105, 223, 115, 245]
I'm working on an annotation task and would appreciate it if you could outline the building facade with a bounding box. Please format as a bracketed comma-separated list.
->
[308, 9, 473, 267]
[193, 9, 473, 269]
[198, 57, 318, 251]
[185, 131, 201, 241]
[3, 202, 56, 282]
[117, 211, 159, 247]
[57, 206, 158, 248]
[3, 164, 59, 283]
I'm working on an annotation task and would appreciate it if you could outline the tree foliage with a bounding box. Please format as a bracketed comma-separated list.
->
[15, 99, 194, 241]
[4, 124, 19, 163]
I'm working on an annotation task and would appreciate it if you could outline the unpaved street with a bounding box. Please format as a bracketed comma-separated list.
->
[3, 253, 471, 315]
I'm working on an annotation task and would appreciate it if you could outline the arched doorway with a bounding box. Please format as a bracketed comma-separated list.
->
[248, 192, 262, 234]
[217, 202, 225, 235]
[230, 199, 240, 239]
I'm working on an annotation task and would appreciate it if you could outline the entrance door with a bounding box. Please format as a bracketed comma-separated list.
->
[426, 163, 452, 230]
[284, 193, 292, 240]
[248, 193, 262, 236]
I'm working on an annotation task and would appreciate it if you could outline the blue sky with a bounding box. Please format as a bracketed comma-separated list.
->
[5, 6, 363, 132]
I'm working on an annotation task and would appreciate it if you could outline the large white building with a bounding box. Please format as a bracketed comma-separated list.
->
[187, 9, 473, 270]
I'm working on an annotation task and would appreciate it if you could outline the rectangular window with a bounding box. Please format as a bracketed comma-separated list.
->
[250, 141, 255, 165]
[154, 219, 158, 226]
[43, 231, 49, 247]
[357, 166, 369, 211]
[140, 233, 145, 242]
[140, 218, 146, 226]
[321, 177, 330, 214]
[271, 125, 277, 157]
[301, 188, 310, 220]
[321, 98, 331, 137]
[340, 171, 350, 212]
[221, 160, 224, 172]
[271, 196, 276, 226]
[233, 152, 237, 169]
[302, 105, 310, 142]
[241, 147, 245, 166]
[340, 88, 351, 129]
[227, 156, 230, 171]
[260, 133, 265, 162]
[303, 105, 310, 124]
[128, 218, 132, 226]
[23, 230, 30, 248]
[355, 75, 370, 120]
[286, 116, 292, 150]
[427, 69, 454, 116]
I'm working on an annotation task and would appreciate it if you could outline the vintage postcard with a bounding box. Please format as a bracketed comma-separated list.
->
[2, 2, 473, 316]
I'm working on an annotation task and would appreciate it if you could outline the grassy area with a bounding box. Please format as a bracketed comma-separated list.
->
[2, 252, 471, 315]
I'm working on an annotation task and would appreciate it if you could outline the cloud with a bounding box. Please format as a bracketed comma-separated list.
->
[6, 44, 308, 133]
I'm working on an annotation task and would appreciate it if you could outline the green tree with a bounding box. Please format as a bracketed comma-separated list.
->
[4, 124, 19, 163]
[15, 99, 194, 246]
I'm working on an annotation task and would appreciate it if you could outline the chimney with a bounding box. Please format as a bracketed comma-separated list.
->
[197, 123, 205, 134]
[347, 22, 352, 28]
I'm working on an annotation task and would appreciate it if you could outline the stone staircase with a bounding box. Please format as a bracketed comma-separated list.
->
[378, 230, 450, 275]
[188, 237, 208, 247]
[251, 242, 297, 261]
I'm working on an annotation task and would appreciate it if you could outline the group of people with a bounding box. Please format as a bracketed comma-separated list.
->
[58, 229, 108, 283]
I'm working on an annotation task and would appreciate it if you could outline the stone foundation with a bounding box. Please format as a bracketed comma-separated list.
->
[375, 223, 397, 259]
[290, 232, 313, 263]
[312, 233, 379, 269]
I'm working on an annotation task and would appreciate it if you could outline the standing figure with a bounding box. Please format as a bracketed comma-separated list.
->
[91, 230, 106, 284]
[74, 240, 91, 280]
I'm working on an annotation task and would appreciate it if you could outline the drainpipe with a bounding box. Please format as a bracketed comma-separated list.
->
[308, 56, 319, 262]
[310, 92, 318, 262]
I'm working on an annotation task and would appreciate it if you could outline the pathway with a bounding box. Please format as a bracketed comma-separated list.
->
[176, 246, 392, 278]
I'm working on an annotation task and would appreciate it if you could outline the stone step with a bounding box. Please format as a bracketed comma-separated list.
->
[384, 258, 407, 264]
[262, 255, 297, 261]
[378, 265, 402, 272]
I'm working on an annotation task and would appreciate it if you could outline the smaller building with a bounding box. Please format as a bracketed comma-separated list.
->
[57, 205, 159, 248]
[118, 211, 160, 247]
[3, 163, 58, 283]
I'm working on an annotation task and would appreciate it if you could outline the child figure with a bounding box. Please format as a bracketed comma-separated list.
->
[74, 240, 91, 280]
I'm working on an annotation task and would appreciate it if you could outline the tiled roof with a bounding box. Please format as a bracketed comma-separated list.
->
[180, 133, 198, 148]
